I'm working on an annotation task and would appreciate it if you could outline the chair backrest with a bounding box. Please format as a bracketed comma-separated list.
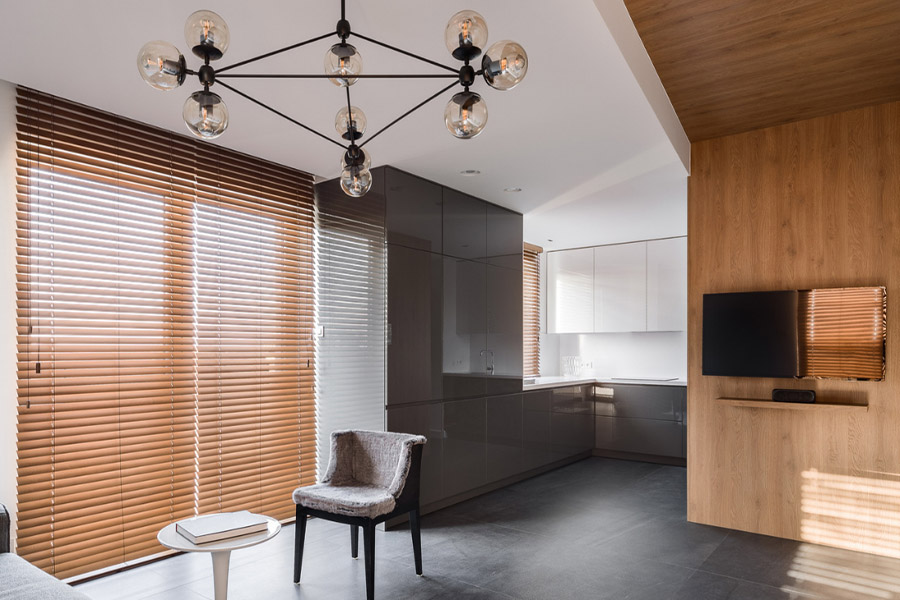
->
[323, 430, 426, 499]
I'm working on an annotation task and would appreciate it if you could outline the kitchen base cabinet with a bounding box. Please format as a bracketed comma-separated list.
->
[486, 394, 524, 483]
[551, 413, 594, 461]
[594, 384, 686, 460]
[523, 390, 552, 470]
[550, 385, 594, 461]
[386, 404, 444, 506]
[443, 398, 487, 497]
[595, 415, 682, 458]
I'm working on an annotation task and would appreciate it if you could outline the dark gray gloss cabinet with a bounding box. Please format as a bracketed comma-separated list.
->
[550, 385, 594, 461]
[522, 390, 552, 470]
[386, 403, 444, 506]
[442, 257, 487, 400]
[594, 384, 686, 459]
[486, 394, 524, 483]
[486, 203, 523, 271]
[485, 263, 523, 396]
[387, 245, 443, 405]
[442, 188, 487, 261]
[385, 167, 442, 253]
[443, 397, 487, 497]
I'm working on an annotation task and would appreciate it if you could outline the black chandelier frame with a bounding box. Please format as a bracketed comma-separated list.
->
[182, 0, 491, 168]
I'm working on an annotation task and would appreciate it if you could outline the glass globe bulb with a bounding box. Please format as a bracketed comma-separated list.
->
[325, 43, 363, 87]
[335, 105, 367, 140]
[137, 41, 186, 91]
[183, 91, 229, 139]
[340, 166, 373, 197]
[444, 92, 487, 139]
[184, 10, 230, 60]
[444, 10, 488, 60]
[341, 147, 371, 171]
[482, 40, 528, 91]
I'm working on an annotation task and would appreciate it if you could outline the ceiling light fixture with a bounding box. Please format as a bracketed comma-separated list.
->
[137, 1, 528, 197]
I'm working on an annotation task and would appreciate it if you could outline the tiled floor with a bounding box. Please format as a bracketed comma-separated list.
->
[76, 458, 900, 599]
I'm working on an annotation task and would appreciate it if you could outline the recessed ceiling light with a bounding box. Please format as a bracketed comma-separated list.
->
[504, 187, 522, 193]
[460, 169, 481, 176]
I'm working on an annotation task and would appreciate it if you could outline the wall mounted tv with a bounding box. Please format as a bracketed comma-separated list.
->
[702, 286, 886, 380]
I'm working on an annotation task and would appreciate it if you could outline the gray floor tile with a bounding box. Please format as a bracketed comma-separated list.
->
[73, 458, 900, 600]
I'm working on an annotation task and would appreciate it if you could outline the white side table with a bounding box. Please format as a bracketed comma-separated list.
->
[158, 514, 281, 600]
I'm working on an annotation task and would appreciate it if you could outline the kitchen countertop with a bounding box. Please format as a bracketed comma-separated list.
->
[523, 375, 687, 391]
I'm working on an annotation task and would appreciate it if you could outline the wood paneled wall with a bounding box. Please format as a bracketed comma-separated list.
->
[687, 101, 900, 557]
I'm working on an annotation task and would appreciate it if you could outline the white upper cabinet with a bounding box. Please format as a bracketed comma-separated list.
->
[646, 237, 687, 331]
[547, 248, 594, 333]
[594, 242, 647, 332]
[546, 237, 687, 335]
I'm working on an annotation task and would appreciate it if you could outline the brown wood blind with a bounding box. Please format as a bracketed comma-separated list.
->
[799, 286, 886, 380]
[15, 87, 316, 579]
[523, 243, 542, 378]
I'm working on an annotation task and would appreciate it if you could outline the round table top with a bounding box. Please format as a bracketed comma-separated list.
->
[158, 514, 281, 553]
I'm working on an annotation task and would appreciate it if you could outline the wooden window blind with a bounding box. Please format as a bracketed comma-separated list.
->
[523, 243, 542, 378]
[15, 87, 315, 579]
[798, 286, 886, 380]
[313, 180, 386, 479]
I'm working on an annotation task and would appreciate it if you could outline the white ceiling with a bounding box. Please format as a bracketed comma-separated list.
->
[0, 0, 688, 250]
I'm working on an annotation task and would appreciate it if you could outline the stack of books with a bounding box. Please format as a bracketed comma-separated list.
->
[176, 511, 269, 544]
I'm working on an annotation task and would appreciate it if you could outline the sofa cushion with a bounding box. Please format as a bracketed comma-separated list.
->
[0, 553, 90, 600]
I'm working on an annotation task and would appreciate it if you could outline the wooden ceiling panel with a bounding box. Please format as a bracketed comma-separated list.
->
[624, 0, 900, 141]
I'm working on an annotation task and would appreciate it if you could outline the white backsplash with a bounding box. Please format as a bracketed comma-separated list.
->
[540, 331, 686, 380]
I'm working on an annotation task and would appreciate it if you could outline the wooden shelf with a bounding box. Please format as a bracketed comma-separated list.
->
[717, 397, 868, 412]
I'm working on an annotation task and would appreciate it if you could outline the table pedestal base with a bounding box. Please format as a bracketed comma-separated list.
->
[210, 550, 231, 600]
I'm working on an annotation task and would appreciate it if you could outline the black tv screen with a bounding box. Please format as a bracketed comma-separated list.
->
[702, 287, 886, 380]
[702, 291, 799, 378]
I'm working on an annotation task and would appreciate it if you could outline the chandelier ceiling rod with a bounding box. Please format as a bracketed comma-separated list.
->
[137, 1, 528, 197]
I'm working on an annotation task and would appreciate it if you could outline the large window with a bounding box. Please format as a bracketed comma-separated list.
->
[523, 243, 542, 377]
[15, 88, 316, 578]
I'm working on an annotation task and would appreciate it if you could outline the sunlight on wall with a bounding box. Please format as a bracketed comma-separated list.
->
[800, 469, 900, 560]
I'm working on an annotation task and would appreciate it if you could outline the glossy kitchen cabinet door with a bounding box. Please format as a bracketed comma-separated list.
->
[547, 248, 594, 333]
[485, 263, 523, 396]
[387, 403, 444, 505]
[442, 256, 487, 400]
[387, 244, 443, 405]
[486, 394, 524, 483]
[594, 242, 647, 332]
[646, 236, 687, 332]
[443, 397, 487, 497]
[523, 390, 552, 470]
[595, 415, 682, 458]
[551, 412, 594, 461]
[594, 384, 682, 421]
[385, 167, 442, 253]
[486, 203, 523, 270]
[551, 385, 593, 415]
[443, 187, 487, 261]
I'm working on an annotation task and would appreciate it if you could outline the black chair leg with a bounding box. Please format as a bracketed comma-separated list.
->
[350, 524, 359, 559]
[409, 508, 423, 576]
[293, 507, 308, 583]
[363, 521, 376, 600]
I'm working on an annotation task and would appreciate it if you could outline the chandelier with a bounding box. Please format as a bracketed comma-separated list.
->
[137, 1, 528, 197]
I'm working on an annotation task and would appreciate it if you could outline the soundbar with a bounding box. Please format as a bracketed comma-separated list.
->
[772, 389, 816, 404]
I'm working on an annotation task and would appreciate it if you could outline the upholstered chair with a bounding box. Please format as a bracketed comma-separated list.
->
[292, 430, 427, 600]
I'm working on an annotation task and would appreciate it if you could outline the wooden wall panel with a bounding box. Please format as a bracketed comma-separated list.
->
[687, 101, 900, 557]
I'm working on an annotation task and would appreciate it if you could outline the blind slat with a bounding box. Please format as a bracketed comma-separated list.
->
[15, 86, 316, 579]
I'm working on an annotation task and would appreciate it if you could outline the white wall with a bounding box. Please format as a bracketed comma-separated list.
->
[0, 79, 18, 546]
[553, 331, 686, 380]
